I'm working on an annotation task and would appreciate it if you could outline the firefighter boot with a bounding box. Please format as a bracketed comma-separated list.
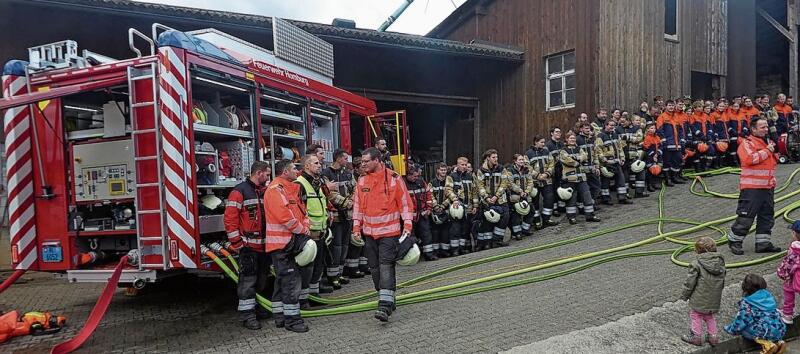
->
[671, 171, 685, 185]
[664, 171, 675, 187]
[344, 268, 365, 279]
[728, 241, 744, 255]
[586, 214, 601, 222]
[543, 216, 559, 227]
[755, 242, 782, 253]
[328, 276, 342, 290]
[284, 317, 309, 333]
[242, 315, 261, 330]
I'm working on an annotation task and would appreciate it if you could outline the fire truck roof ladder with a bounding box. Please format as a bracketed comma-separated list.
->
[127, 63, 168, 270]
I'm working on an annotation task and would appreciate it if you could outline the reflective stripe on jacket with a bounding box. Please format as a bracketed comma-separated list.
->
[265, 177, 310, 252]
[738, 136, 778, 190]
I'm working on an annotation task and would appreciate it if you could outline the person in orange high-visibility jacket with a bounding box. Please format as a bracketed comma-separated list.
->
[352, 147, 415, 322]
[265, 159, 311, 333]
[223, 161, 271, 330]
[775, 93, 793, 136]
[728, 118, 782, 256]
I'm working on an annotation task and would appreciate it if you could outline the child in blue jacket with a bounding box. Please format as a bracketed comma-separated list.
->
[725, 274, 786, 354]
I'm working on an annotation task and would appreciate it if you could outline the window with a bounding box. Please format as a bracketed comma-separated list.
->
[545, 51, 575, 111]
[664, 0, 678, 41]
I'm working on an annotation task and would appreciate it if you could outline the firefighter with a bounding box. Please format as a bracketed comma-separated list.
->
[445, 157, 479, 255]
[224, 161, 271, 330]
[674, 100, 691, 182]
[545, 127, 566, 215]
[597, 119, 631, 205]
[617, 115, 648, 198]
[725, 101, 749, 167]
[352, 147, 415, 322]
[375, 138, 395, 170]
[657, 100, 686, 185]
[265, 159, 311, 333]
[642, 122, 663, 190]
[576, 122, 602, 208]
[775, 93, 793, 137]
[712, 101, 730, 168]
[527, 136, 559, 228]
[560, 132, 601, 224]
[693, 101, 718, 172]
[296, 154, 332, 308]
[728, 118, 782, 255]
[322, 149, 357, 288]
[429, 162, 451, 258]
[404, 164, 436, 260]
[507, 154, 536, 240]
[475, 149, 511, 249]
[346, 156, 369, 277]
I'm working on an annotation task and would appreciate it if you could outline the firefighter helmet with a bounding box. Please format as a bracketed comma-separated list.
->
[295, 239, 318, 267]
[201, 195, 223, 210]
[697, 142, 709, 153]
[484, 208, 501, 223]
[557, 186, 573, 200]
[350, 233, 365, 247]
[600, 166, 615, 177]
[684, 149, 696, 158]
[630, 160, 646, 173]
[449, 204, 465, 220]
[396, 233, 420, 266]
[514, 200, 531, 216]
[648, 164, 662, 176]
[716, 141, 729, 153]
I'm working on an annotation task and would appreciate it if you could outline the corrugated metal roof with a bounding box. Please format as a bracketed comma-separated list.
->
[41, 0, 523, 61]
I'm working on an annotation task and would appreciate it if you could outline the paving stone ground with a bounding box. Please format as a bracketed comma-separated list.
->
[1, 165, 799, 353]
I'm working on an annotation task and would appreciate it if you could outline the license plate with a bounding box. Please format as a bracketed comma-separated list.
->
[41, 245, 63, 263]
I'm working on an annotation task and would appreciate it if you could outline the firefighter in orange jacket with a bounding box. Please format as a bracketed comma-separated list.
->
[728, 118, 782, 256]
[265, 159, 311, 333]
[352, 147, 415, 322]
[224, 161, 271, 330]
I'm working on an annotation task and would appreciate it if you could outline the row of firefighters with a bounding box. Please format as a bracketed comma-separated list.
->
[218, 95, 798, 332]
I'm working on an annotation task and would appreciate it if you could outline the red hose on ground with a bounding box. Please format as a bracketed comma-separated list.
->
[50, 256, 128, 354]
[0, 269, 26, 294]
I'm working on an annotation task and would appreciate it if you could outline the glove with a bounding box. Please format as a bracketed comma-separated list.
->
[229, 239, 243, 252]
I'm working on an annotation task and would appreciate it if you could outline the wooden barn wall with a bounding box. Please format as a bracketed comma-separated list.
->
[596, 0, 727, 111]
[690, 0, 728, 76]
[442, 0, 597, 161]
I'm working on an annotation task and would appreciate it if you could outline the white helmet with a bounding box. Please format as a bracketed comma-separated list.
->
[201, 195, 223, 210]
[396, 233, 420, 266]
[514, 200, 531, 216]
[397, 244, 420, 266]
[484, 208, 501, 223]
[600, 166, 615, 177]
[449, 204, 465, 220]
[557, 186, 573, 201]
[530, 187, 538, 199]
[630, 160, 646, 173]
[350, 233, 365, 247]
[431, 213, 444, 224]
[295, 239, 317, 267]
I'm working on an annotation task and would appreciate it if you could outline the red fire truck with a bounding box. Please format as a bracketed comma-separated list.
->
[0, 22, 384, 288]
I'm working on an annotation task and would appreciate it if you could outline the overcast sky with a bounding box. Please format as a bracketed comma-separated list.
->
[135, 0, 467, 35]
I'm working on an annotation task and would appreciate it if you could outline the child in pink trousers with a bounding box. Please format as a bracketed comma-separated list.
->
[680, 237, 726, 347]
[776, 220, 800, 325]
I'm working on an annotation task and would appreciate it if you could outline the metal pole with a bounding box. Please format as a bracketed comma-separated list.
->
[378, 0, 414, 32]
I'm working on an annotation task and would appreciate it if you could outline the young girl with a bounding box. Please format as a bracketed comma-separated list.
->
[777, 220, 800, 324]
[680, 237, 726, 347]
[725, 274, 787, 354]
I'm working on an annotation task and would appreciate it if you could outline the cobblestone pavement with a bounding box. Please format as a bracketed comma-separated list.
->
[2, 165, 799, 353]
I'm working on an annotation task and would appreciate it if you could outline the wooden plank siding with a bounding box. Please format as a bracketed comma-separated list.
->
[439, 0, 728, 160]
[443, 0, 594, 160]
